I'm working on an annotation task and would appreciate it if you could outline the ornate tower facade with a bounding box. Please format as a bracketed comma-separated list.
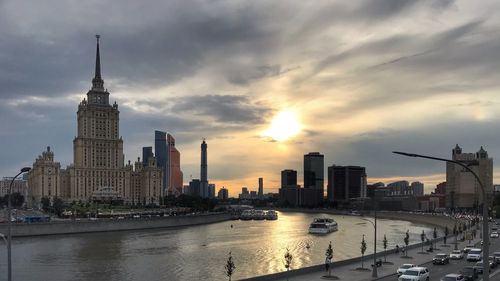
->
[70, 35, 130, 201]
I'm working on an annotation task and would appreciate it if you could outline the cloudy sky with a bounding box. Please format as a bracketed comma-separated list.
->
[1, 0, 500, 196]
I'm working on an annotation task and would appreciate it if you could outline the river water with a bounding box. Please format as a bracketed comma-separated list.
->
[0, 211, 434, 281]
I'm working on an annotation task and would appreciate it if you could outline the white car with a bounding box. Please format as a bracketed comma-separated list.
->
[398, 266, 429, 281]
[449, 250, 464, 260]
[490, 232, 499, 238]
[440, 273, 465, 281]
[397, 264, 417, 276]
[466, 248, 482, 261]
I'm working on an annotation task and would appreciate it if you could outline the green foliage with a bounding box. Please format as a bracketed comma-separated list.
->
[361, 235, 367, 255]
[163, 194, 217, 211]
[225, 252, 236, 281]
[41, 197, 51, 212]
[284, 248, 293, 271]
[404, 230, 410, 246]
[52, 197, 65, 217]
[325, 241, 333, 259]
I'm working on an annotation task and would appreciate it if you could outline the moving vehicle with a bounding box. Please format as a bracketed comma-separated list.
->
[490, 231, 499, 238]
[308, 218, 338, 234]
[397, 264, 416, 276]
[463, 246, 474, 253]
[398, 266, 429, 281]
[433, 253, 450, 265]
[450, 250, 464, 260]
[466, 249, 482, 262]
[440, 274, 465, 281]
[460, 266, 478, 281]
[491, 252, 500, 264]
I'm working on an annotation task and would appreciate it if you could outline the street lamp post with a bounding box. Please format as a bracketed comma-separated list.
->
[7, 167, 30, 281]
[362, 205, 378, 278]
[393, 151, 490, 281]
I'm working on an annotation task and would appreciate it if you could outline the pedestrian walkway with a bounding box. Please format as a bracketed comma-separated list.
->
[270, 237, 480, 281]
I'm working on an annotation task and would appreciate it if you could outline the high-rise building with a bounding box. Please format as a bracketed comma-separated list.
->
[303, 152, 324, 206]
[142, 146, 153, 167]
[327, 165, 367, 202]
[258, 177, 263, 198]
[208, 183, 216, 199]
[200, 139, 208, 198]
[1, 177, 28, 197]
[387, 181, 411, 196]
[411, 181, 424, 196]
[166, 134, 183, 196]
[27, 36, 163, 207]
[281, 170, 297, 188]
[239, 187, 250, 199]
[434, 182, 446, 195]
[155, 130, 167, 194]
[188, 179, 201, 196]
[218, 187, 228, 199]
[446, 145, 493, 208]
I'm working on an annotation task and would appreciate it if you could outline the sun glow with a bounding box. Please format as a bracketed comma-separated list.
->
[263, 110, 302, 141]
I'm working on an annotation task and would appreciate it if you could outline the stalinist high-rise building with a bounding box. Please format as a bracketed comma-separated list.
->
[28, 36, 163, 207]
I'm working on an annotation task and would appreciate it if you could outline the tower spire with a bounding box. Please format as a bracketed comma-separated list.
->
[92, 34, 104, 90]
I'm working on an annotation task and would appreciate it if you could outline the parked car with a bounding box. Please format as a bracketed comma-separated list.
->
[433, 253, 450, 265]
[489, 256, 498, 268]
[460, 266, 478, 281]
[467, 249, 482, 262]
[440, 274, 465, 281]
[450, 250, 464, 260]
[397, 264, 416, 276]
[398, 267, 429, 281]
[463, 246, 474, 253]
[490, 232, 499, 238]
[491, 252, 500, 264]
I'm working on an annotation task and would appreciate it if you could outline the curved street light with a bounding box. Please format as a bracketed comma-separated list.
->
[393, 151, 490, 281]
[7, 167, 31, 281]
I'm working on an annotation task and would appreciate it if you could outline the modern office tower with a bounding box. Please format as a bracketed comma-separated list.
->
[281, 169, 298, 188]
[446, 144, 493, 208]
[166, 134, 183, 196]
[387, 181, 411, 196]
[155, 130, 168, 194]
[142, 147, 153, 167]
[411, 181, 424, 196]
[200, 139, 208, 198]
[434, 182, 446, 195]
[258, 177, 263, 198]
[239, 187, 250, 199]
[218, 187, 229, 199]
[327, 165, 367, 202]
[27, 36, 163, 207]
[208, 183, 216, 199]
[188, 179, 201, 196]
[303, 152, 324, 206]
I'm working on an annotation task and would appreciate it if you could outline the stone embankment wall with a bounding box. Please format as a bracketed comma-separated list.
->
[0, 213, 231, 237]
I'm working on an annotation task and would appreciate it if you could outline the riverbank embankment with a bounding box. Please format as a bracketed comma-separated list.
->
[0, 212, 231, 237]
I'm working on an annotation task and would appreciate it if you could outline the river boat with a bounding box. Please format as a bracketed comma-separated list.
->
[308, 218, 338, 234]
[240, 209, 254, 220]
[265, 210, 278, 220]
[253, 210, 266, 220]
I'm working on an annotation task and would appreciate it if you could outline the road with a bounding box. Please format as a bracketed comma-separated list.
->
[377, 233, 500, 281]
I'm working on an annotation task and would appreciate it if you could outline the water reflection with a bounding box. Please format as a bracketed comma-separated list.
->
[0, 212, 433, 281]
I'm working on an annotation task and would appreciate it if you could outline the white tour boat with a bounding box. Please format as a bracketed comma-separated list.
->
[308, 218, 338, 234]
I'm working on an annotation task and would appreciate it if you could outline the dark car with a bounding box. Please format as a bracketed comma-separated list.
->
[433, 253, 450, 265]
[460, 266, 478, 281]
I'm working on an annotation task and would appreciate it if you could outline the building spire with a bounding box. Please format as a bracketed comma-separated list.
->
[92, 34, 104, 91]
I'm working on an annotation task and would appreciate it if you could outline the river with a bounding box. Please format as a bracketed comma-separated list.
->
[0, 211, 434, 281]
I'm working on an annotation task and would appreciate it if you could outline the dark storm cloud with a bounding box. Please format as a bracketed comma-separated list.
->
[171, 95, 272, 125]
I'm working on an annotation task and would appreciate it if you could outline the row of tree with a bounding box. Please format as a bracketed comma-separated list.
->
[0, 192, 24, 208]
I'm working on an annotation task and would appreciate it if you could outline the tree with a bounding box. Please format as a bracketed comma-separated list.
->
[404, 230, 410, 257]
[420, 230, 425, 252]
[9, 192, 24, 208]
[284, 248, 293, 281]
[444, 226, 449, 245]
[41, 197, 51, 212]
[360, 235, 367, 268]
[325, 242, 333, 277]
[225, 252, 236, 281]
[383, 235, 388, 262]
[52, 197, 65, 217]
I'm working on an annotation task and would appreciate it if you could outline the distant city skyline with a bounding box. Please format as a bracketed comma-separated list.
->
[2, 1, 500, 197]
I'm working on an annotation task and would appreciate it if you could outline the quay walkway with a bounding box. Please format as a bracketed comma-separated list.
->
[241, 235, 487, 281]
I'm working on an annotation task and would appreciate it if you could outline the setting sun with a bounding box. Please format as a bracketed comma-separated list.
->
[263, 110, 302, 141]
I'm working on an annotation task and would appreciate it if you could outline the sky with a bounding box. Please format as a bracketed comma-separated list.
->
[1, 0, 500, 196]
